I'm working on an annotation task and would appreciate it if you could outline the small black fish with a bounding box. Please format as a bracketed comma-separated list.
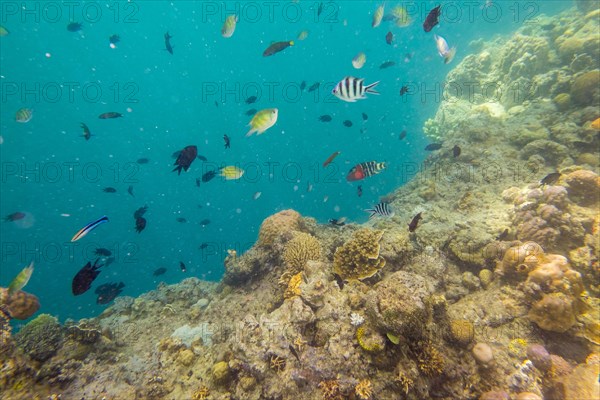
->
[496, 228, 509, 241]
[103, 187, 117, 193]
[127, 185, 134, 197]
[164, 31, 174, 54]
[80, 123, 92, 140]
[67, 22, 82, 32]
[399, 86, 410, 96]
[408, 212, 422, 233]
[425, 143, 443, 151]
[423, 5, 441, 32]
[196, 178, 201, 187]
[453, 145, 461, 158]
[224, 134, 231, 149]
[317, 2, 323, 16]
[361, 113, 368, 121]
[263, 41, 294, 57]
[318, 115, 332, 122]
[540, 172, 561, 186]
[197, 155, 208, 162]
[4, 212, 26, 222]
[245, 108, 258, 116]
[357, 185, 363, 197]
[308, 82, 320, 92]
[134, 205, 148, 219]
[95, 282, 125, 304]
[202, 170, 217, 183]
[343, 120, 353, 127]
[333, 273, 345, 290]
[329, 218, 346, 227]
[200, 219, 211, 226]
[289, 344, 301, 364]
[137, 158, 150, 164]
[379, 61, 396, 69]
[176, 217, 186, 223]
[245, 95, 258, 104]
[135, 216, 146, 233]
[94, 248, 112, 257]
[214, 101, 219, 107]
[300, 81, 306, 91]
[199, 243, 209, 250]
[99, 112, 122, 119]
[172, 145, 198, 175]
[179, 261, 187, 272]
[109, 34, 120, 44]
[399, 130, 407, 140]
[153, 267, 167, 276]
[72, 258, 103, 295]
[385, 31, 394, 45]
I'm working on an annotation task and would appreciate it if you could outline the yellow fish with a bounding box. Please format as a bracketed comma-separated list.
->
[392, 6, 412, 27]
[15, 108, 33, 123]
[591, 117, 600, 130]
[8, 261, 34, 295]
[372, 4, 384, 28]
[246, 108, 278, 137]
[221, 15, 238, 38]
[352, 52, 366, 69]
[297, 30, 309, 40]
[220, 166, 244, 180]
[0, 26, 9, 37]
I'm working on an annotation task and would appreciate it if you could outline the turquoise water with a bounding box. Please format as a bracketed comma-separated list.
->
[0, 0, 571, 322]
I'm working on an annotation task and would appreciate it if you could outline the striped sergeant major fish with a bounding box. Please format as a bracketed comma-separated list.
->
[346, 161, 387, 181]
[332, 76, 380, 102]
[365, 202, 394, 219]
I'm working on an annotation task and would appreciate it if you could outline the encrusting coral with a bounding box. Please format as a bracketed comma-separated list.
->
[282, 232, 322, 273]
[333, 229, 385, 281]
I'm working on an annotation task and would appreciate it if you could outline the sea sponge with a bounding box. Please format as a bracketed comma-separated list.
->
[528, 292, 577, 333]
[449, 319, 475, 345]
[356, 325, 385, 352]
[333, 229, 385, 281]
[257, 209, 301, 247]
[14, 314, 64, 361]
[0, 288, 40, 320]
[570, 70, 600, 106]
[498, 242, 544, 279]
[282, 232, 322, 273]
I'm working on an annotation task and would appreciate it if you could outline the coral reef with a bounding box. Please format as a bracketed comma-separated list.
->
[332, 228, 385, 281]
[282, 232, 322, 273]
[0, 288, 40, 320]
[14, 314, 64, 362]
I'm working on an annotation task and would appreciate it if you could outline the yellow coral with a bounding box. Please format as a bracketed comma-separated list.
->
[479, 269, 493, 288]
[192, 385, 210, 400]
[356, 325, 385, 352]
[333, 229, 386, 281]
[355, 379, 373, 399]
[284, 272, 303, 299]
[395, 371, 413, 395]
[282, 232, 322, 273]
[508, 338, 528, 358]
[417, 341, 445, 375]
[449, 319, 475, 344]
[257, 209, 301, 247]
[269, 355, 286, 372]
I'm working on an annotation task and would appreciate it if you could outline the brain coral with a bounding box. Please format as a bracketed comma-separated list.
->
[258, 209, 301, 247]
[282, 232, 322, 273]
[333, 229, 385, 281]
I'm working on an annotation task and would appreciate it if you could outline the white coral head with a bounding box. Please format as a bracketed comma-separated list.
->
[350, 312, 365, 326]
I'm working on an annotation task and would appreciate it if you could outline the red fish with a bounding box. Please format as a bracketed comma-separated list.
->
[172, 145, 198, 175]
[323, 151, 341, 167]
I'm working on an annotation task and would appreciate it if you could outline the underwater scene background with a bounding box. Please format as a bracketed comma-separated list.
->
[1, 1, 599, 399]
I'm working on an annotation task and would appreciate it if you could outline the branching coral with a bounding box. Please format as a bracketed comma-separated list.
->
[192, 385, 210, 400]
[282, 232, 322, 273]
[355, 379, 373, 399]
[318, 380, 342, 400]
[258, 209, 301, 247]
[269, 355, 286, 372]
[333, 229, 385, 281]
